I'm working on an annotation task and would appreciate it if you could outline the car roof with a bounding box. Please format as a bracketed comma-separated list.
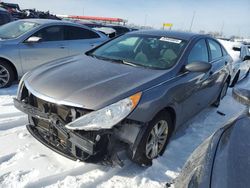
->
[0, 7, 8, 12]
[129, 30, 204, 41]
[15, 19, 68, 25]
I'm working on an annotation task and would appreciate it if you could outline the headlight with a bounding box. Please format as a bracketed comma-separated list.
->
[65, 92, 142, 131]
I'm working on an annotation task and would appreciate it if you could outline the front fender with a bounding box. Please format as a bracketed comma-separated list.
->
[128, 79, 180, 126]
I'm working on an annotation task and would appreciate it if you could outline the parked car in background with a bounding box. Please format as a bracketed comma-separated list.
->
[0, 19, 108, 88]
[0, 7, 12, 25]
[0, 2, 60, 20]
[171, 87, 250, 188]
[219, 39, 250, 87]
[14, 30, 231, 166]
[92, 27, 116, 38]
[74, 20, 137, 38]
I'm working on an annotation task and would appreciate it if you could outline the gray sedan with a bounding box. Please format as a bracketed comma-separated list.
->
[15, 30, 232, 166]
[0, 19, 108, 88]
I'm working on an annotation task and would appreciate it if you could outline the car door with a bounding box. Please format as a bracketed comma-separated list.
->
[206, 39, 228, 101]
[64, 26, 104, 56]
[177, 38, 212, 122]
[19, 25, 69, 73]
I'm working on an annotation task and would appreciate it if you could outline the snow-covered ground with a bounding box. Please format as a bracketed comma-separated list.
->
[0, 77, 249, 188]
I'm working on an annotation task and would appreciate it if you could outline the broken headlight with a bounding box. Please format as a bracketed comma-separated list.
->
[65, 92, 142, 131]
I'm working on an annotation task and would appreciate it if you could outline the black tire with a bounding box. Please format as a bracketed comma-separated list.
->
[131, 111, 174, 166]
[213, 80, 229, 107]
[0, 61, 15, 88]
[245, 68, 249, 78]
[230, 71, 240, 87]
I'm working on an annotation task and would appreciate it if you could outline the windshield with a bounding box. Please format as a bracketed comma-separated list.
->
[90, 34, 187, 69]
[0, 21, 40, 39]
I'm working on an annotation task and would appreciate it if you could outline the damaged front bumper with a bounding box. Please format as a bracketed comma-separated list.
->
[14, 98, 111, 162]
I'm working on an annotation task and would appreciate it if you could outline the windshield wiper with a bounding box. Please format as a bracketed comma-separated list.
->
[118, 60, 139, 67]
[88, 54, 114, 61]
[88, 53, 140, 67]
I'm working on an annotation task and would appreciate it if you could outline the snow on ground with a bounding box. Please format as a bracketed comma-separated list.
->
[0, 77, 249, 188]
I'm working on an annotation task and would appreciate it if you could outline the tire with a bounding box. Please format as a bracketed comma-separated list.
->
[0, 61, 15, 88]
[213, 80, 229, 107]
[230, 71, 240, 87]
[131, 111, 173, 166]
[245, 68, 249, 78]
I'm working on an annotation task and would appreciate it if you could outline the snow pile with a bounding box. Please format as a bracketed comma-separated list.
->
[0, 77, 249, 188]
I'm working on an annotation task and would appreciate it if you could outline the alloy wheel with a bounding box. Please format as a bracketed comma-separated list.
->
[145, 120, 169, 159]
[0, 65, 10, 87]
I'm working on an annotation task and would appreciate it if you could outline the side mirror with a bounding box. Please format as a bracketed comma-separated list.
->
[185, 62, 212, 73]
[232, 46, 241, 51]
[25, 36, 42, 43]
[243, 55, 250, 61]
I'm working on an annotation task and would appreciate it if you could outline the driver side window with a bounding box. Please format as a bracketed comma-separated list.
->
[31, 26, 64, 42]
[188, 39, 209, 64]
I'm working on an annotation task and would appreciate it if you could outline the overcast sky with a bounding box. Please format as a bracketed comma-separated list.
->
[10, 0, 250, 38]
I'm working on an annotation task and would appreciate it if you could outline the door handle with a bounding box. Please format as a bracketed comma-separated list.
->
[225, 61, 228, 65]
[59, 45, 66, 49]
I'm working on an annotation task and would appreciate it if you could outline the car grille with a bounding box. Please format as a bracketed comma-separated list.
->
[20, 84, 91, 124]
[19, 84, 109, 160]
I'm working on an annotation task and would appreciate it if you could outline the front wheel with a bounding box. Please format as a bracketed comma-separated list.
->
[131, 111, 173, 166]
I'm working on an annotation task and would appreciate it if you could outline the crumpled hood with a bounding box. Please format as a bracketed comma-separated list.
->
[24, 54, 166, 110]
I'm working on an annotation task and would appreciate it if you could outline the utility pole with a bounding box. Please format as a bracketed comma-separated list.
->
[82, 8, 84, 16]
[144, 14, 148, 26]
[189, 11, 196, 32]
[220, 21, 224, 36]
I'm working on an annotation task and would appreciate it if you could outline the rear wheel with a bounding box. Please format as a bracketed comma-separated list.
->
[213, 80, 229, 107]
[230, 71, 240, 87]
[131, 111, 173, 166]
[245, 68, 249, 78]
[0, 61, 15, 88]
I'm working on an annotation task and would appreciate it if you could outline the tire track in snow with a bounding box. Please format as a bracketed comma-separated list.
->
[0, 169, 39, 188]
[0, 112, 25, 119]
[25, 164, 103, 188]
[0, 152, 24, 169]
[0, 153, 16, 165]
[0, 115, 27, 131]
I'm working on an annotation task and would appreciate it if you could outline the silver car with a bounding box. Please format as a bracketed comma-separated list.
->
[219, 39, 250, 87]
[0, 19, 108, 88]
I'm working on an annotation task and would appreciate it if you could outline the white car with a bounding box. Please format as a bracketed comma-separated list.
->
[219, 39, 250, 87]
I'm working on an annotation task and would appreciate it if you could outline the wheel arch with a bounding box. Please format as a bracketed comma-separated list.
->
[158, 106, 177, 130]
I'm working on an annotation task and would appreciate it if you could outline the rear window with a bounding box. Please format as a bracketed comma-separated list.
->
[0, 13, 11, 25]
